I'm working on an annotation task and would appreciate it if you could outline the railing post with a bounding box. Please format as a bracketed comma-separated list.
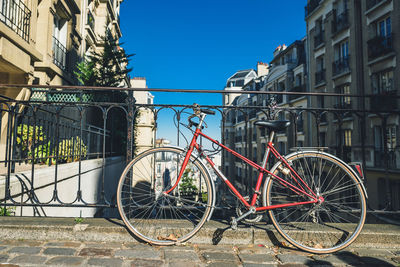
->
[126, 93, 136, 163]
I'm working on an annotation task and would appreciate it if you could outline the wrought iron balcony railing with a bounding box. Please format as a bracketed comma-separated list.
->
[367, 35, 393, 60]
[314, 30, 325, 47]
[0, 84, 399, 216]
[332, 56, 350, 76]
[331, 10, 349, 35]
[366, 0, 386, 11]
[52, 36, 67, 70]
[315, 69, 326, 85]
[305, 0, 322, 17]
[0, 0, 31, 42]
[370, 90, 398, 111]
[87, 10, 95, 32]
[288, 85, 306, 101]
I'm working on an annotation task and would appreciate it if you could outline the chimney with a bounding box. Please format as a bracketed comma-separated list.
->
[257, 62, 269, 77]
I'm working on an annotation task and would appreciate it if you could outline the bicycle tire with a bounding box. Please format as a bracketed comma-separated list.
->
[117, 147, 213, 245]
[263, 151, 366, 254]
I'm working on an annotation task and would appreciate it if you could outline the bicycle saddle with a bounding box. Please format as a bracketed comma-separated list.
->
[254, 120, 290, 131]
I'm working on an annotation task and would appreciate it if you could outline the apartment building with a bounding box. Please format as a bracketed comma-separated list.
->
[222, 39, 308, 193]
[130, 77, 155, 155]
[0, 0, 127, 161]
[305, 0, 400, 210]
[0, 0, 127, 98]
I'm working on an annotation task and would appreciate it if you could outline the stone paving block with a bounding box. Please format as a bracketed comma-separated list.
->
[206, 262, 240, 267]
[242, 264, 277, 267]
[392, 256, 400, 263]
[2, 240, 42, 247]
[164, 250, 200, 262]
[124, 243, 153, 249]
[44, 241, 81, 248]
[360, 256, 397, 266]
[9, 255, 47, 264]
[239, 253, 276, 264]
[313, 254, 362, 266]
[43, 247, 76, 256]
[196, 244, 236, 252]
[353, 248, 394, 257]
[202, 251, 238, 262]
[114, 249, 162, 259]
[0, 253, 9, 262]
[277, 254, 313, 265]
[87, 257, 123, 266]
[131, 259, 165, 267]
[45, 256, 85, 266]
[237, 245, 273, 254]
[8, 246, 42, 254]
[84, 241, 122, 249]
[161, 245, 196, 252]
[78, 247, 113, 257]
[0, 247, 6, 252]
[165, 260, 202, 267]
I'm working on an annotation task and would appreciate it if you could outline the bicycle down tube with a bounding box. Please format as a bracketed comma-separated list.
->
[164, 114, 319, 212]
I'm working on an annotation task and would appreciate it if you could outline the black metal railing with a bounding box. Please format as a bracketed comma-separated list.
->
[314, 30, 325, 47]
[52, 36, 67, 70]
[333, 56, 350, 76]
[366, 0, 386, 11]
[370, 90, 398, 111]
[367, 35, 393, 60]
[87, 10, 95, 32]
[0, 0, 31, 42]
[332, 10, 349, 35]
[315, 69, 326, 85]
[0, 84, 399, 217]
[288, 85, 306, 101]
[305, 0, 322, 17]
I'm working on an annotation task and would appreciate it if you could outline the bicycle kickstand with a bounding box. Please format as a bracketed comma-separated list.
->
[230, 206, 256, 230]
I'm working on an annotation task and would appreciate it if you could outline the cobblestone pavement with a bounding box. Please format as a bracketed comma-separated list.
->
[0, 239, 399, 267]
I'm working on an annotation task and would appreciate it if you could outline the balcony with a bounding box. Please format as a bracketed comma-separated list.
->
[332, 10, 349, 35]
[305, 0, 322, 17]
[332, 56, 350, 76]
[374, 150, 397, 169]
[367, 35, 393, 60]
[314, 31, 325, 48]
[366, 0, 387, 11]
[87, 10, 95, 32]
[370, 91, 398, 111]
[0, 0, 31, 42]
[52, 36, 67, 70]
[315, 69, 326, 85]
[288, 85, 306, 101]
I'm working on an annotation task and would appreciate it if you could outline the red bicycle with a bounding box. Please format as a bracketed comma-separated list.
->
[117, 104, 367, 254]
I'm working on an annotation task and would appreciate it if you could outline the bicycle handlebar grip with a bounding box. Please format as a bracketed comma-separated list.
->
[200, 109, 215, 115]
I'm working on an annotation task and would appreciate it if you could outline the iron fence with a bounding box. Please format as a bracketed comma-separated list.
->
[0, 84, 399, 218]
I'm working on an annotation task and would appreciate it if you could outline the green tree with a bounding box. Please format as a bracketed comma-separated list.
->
[74, 28, 133, 87]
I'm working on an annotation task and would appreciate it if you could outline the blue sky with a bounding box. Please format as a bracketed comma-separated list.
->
[119, 0, 306, 144]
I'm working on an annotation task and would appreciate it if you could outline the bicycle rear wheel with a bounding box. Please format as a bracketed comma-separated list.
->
[117, 147, 213, 245]
[263, 151, 366, 254]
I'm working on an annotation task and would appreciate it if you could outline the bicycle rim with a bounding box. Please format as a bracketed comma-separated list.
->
[264, 152, 366, 254]
[117, 147, 213, 245]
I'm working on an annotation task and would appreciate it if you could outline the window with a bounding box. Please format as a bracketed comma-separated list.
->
[335, 84, 351, 108]
[377, 17, 391, 38]
[344, 130, 352, 146]
[387, 125, 397, 151]
[372, 70, 394, 94]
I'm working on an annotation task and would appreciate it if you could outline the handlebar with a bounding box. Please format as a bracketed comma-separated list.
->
[188, 103, 215, 128]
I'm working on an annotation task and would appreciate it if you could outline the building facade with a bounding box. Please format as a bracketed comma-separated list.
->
[305, 0, 400, 210]
[222, 39, 308, 194]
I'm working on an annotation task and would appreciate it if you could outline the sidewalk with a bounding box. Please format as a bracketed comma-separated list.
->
[0, 217, 399, 266]
[0, 217, 399, 248]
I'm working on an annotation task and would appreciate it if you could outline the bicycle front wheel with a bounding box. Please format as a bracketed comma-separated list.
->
[117, 147, 213, 245]
[263, 151, 366, 254]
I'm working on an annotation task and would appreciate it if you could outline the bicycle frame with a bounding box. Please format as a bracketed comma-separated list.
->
[164, 114, 320, 213]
